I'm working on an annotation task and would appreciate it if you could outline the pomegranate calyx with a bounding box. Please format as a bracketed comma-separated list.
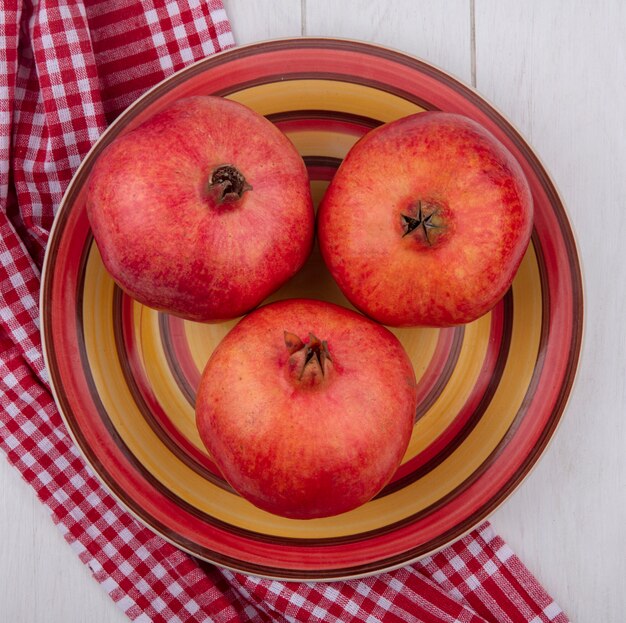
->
[284, 331, 332, 382]
[284, 331, 304, 354]
[401, 200, 445, 246]
[208, 164, 252, 204]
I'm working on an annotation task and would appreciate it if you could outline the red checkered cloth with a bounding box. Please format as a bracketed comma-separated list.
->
[0, 2, 569, 622]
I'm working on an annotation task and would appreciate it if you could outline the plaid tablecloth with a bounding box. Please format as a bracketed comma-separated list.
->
[0, 2, 569, 621]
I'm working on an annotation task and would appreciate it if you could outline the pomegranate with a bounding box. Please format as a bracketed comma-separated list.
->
[195, 298, 418, 519]
[317, 112, 533, 327]
[86, 95, 314, 322]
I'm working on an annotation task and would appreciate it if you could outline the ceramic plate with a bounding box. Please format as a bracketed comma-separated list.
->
[41, 38, 583, 580]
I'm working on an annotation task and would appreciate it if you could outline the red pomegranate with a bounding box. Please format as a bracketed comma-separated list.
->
[86, 95, 314, 322]
[318, 112, 533, 327]
[195, 299, 418, 519]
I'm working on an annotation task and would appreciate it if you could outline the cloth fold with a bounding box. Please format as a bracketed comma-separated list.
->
[0, 2, 568, 621]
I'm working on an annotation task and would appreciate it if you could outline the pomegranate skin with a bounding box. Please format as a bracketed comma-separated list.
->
[86, 96, 314, 322]
[195, 298, 418, 519]
[317, 112, 533, 327]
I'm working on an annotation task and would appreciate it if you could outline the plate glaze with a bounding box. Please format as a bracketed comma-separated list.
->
[41, 38, 583, 580]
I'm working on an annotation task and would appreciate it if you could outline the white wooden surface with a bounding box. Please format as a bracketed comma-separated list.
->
[1, 1, 624, 621]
